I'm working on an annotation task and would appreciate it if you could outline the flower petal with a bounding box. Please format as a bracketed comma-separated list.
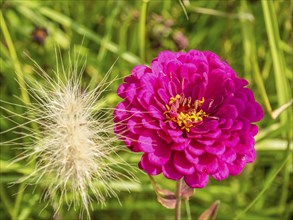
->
[174, 152, 195, 175]
[127, 118, 144, 134]
[148, 140, 171, 166]
[188, 141, 205, 156]
[148, 105, 164, 119]
[184, 149, 199, 164]
[148, 152, 170, 166]
[162, 155, 183, 180]
[245, 149, 256, 163]
[139, 154, 162, 175]
[196, 153, 218, 174]
[205, 142, 225, 155]
[220, 148, 236, 163]
[216, 104, 238, 120]
[184, 172, 209, 188]
[138, 131, 156, 153]
[171, 139, 190, 151]
[142, 117, 160, 130]
[212, 161, 229, 180]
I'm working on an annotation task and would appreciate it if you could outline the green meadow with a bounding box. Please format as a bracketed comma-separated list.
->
[0, 0, 292, 219]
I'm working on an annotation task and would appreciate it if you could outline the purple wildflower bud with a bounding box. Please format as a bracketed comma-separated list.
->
[114, 50, 264, 188]
[173, 31, 189, 50]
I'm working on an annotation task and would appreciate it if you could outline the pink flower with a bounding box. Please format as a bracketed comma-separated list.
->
[114, 50, 264, 188]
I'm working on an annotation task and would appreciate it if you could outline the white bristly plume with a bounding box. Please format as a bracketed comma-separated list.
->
[1, 49, 136, 218]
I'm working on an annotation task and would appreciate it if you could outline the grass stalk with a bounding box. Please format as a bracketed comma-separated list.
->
[13, 1, 140, 65]
[12, 183, 26, 220]
[139, 0, 149, 63]
[239, 0, 272, 117]
[1, 12, 37, 220]
[278, 128, 292, 217]
[262, 1, 292, 215]
[234, 154, 290, 220]
[89, 1, 121, 89]
[261, 0, 291, 124]
[0, 12, 30, 106]
[185, 199, 192, 220]
[0, 183, 14, 217]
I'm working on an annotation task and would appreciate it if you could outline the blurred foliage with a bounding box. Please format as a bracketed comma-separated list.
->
[0, 0, 292, 219]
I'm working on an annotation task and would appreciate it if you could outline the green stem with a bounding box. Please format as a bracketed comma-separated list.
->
[234, 155, 290, 220]
[261, 0, 290, 124]
[1, 12, 32, 220]
[175, 178, 183, 220]
[279, 132, 292, 216]
[148, 175, 158, 191]
[0, 183, 14, 217]
[185, 199, 192, 220]
[1, 9, 38, 131]
[179, 0, 189, 20]
[239, 0, 272, 117]
[139, 0, 149, 63]
[0, 11, 30, 106]
[12, 182, 26, 220]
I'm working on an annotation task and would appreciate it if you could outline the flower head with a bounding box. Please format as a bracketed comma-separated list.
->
[114, 50, 263, 188]
[3, 53, 135, 217]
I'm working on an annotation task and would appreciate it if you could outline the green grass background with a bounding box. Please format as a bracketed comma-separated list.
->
[0, 0, 292, 219]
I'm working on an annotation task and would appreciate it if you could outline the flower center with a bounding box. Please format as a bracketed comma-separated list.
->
[163, 94, 208, 132]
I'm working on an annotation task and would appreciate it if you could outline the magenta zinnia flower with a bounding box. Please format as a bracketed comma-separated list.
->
[114, 50, 263, 188]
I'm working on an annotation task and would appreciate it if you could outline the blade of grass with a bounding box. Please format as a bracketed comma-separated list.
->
[239, 1, 273, 117]
[118, 9, 133, 51]
[185, 199, 192, 220]
[262, 1, 292, 214]
[139, 0, 149, 63]
[0, 160, 33, 175]
[179, 0, 189, 20]
[261, 0, 291, 124]
[255, 123, 284, 143]
[189, 6, 254, 21]
[271, 99, 293, 119]
[0, 183, 14, 217]
[278, 107, 292, 218]
[13, 1, 140, 65]
[162, 0, 171, 14]
[97, 1, 122, 62]
[89, 1, 122, 89]
[0, 13, 35, 219]
[234, 154, 290, 220]
[255, 138, 293, 151]
[40, 7, 140, 64]
[0, 12, 30, 106]
[262, 52, 272, 80]
[12, 183, 26, 220]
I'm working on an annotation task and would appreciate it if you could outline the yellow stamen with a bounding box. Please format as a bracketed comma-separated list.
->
[169, 94, 181, 105]
[163, 95, 208, 132]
